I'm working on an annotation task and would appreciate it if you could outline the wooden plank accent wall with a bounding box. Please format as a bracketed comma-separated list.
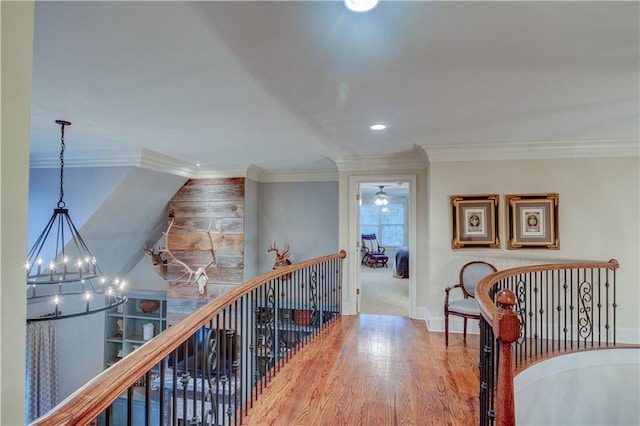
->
[166, 178, 245, 325]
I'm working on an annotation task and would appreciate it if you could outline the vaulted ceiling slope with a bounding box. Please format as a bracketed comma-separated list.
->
[29, 167, 188, 279]
[29, 1, 639, 175]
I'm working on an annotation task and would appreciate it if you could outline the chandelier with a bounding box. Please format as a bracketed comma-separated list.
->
[26, 120, 127, 322]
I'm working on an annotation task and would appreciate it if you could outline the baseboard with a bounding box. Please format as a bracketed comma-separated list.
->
[414, 305, 428, 322]
[617, 328, 640, 345]
[425, 310, 639, 344]
[342, 302, 356, 316]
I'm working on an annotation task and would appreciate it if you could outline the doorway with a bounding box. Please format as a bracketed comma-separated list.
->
[348, 175, 417, 318]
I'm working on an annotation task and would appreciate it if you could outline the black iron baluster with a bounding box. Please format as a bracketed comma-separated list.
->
[209, 320, 217, 420]
[551, 269, 556, 353]
[171, 347, 178, 425]
[527, 272, 532, 359]
[192, 326, 199, 425]
[144, 371, 151, 426]
[531, 271, 536, 357]
[558, 270, 569, 349]
[276, 275, 283, 371]
[611, 265, 617, 345]
[126, 386, 133, 425]
[234, 299, 241, 426]
[544, 270, 550, 354]
[597, 268, 602, 346]
[159, 357, 166, 426]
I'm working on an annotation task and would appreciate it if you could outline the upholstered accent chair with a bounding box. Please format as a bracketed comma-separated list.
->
[361, 233, 389, 268]
[444, 261, 497, 346]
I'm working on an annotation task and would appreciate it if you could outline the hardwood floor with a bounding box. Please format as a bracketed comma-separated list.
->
[244, 314, 479, 426]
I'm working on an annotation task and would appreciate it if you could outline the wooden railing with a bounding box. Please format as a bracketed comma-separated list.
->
[476, 259, 620, 426]
[30, 250, 346, 426]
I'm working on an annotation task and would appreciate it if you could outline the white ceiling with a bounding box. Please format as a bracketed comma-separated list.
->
[29, 1, 639, 174]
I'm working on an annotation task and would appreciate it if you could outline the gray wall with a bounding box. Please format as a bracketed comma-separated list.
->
[244, 178, 260, 280]
[28, 167, 132, 249]
[259, 181, 339, 273]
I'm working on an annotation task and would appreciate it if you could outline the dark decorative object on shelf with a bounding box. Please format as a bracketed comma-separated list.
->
[292, 309, 314, 326]
[138, 299, 160, 313]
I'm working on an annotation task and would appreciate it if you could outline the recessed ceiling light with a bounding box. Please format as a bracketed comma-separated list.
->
[344, 0, 379, 13]
[370, 124, 387, 131]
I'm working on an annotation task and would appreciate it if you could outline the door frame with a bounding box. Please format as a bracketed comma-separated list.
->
[348, 174, 417, 318]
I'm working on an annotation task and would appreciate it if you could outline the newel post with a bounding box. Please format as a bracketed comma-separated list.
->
[492, 289, 520, 426]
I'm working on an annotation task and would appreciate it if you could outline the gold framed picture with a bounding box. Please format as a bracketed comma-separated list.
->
[451, 194, 500, 249]
[506, 193, 559, 249]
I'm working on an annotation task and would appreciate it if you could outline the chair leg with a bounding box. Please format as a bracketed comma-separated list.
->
[463, 318, 468, 342]
[444, 313, 449, 346]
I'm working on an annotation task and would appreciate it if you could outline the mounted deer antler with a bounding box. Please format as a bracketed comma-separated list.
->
[268, 242, 292, 270]
[143, 242, 168, 278]
[161, 219, 216, 295]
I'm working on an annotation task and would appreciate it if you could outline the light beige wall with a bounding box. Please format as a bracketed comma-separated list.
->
[426, 157, 640, 343]
[1, 1, 34, 423]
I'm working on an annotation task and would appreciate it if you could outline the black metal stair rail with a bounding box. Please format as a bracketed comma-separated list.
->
[476, 259, 619, 426]
[29, 251, 346, 426]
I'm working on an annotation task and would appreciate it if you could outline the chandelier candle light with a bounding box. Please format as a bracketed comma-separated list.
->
[26, 120, 127, 322]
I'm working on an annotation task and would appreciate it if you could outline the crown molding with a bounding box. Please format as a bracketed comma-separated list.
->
[139, 149, 201, 178]
[331, 145, 429, 172]
[142, 150, 271, 179]
[424, 138, 640, 162]
[29, 148, 143, 168]
[29, 148, 335, 182]
[245, 165, 266, 181]
[259, 168, 338, 182]
[30, 138, 637, 177]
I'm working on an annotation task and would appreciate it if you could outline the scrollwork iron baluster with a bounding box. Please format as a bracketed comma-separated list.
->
[578, 279, 593, 341]
[309, 269, 318, 324]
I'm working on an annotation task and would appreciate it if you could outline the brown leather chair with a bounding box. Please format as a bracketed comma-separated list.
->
[444, 261, 497, 346]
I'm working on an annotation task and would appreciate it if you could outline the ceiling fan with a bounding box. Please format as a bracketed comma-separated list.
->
[361, 183, 408, 204]
[375, 185, 389, 206]
[375, 185, 387, 197]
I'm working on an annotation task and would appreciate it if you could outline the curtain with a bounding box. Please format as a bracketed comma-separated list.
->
[25, 321, 58, 423]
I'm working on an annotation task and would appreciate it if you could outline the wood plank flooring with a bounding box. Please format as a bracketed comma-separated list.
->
[243, 314, 479, 426]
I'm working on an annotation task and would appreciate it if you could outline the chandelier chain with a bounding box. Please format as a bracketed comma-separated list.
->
[57, 121, 67, 208]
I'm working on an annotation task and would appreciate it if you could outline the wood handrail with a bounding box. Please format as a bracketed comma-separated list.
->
[475, 259, 619, 329]
[31, 250, 347, 426]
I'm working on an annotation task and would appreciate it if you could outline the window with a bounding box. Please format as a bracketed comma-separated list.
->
[360, 202, 405, 247]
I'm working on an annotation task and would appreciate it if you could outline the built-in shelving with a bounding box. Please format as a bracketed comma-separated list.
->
[104, 290, 167, 368]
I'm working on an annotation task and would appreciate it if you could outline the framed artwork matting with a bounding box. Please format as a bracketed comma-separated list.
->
[506, 193, 559, 250]
[451, 194, 500, 249]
